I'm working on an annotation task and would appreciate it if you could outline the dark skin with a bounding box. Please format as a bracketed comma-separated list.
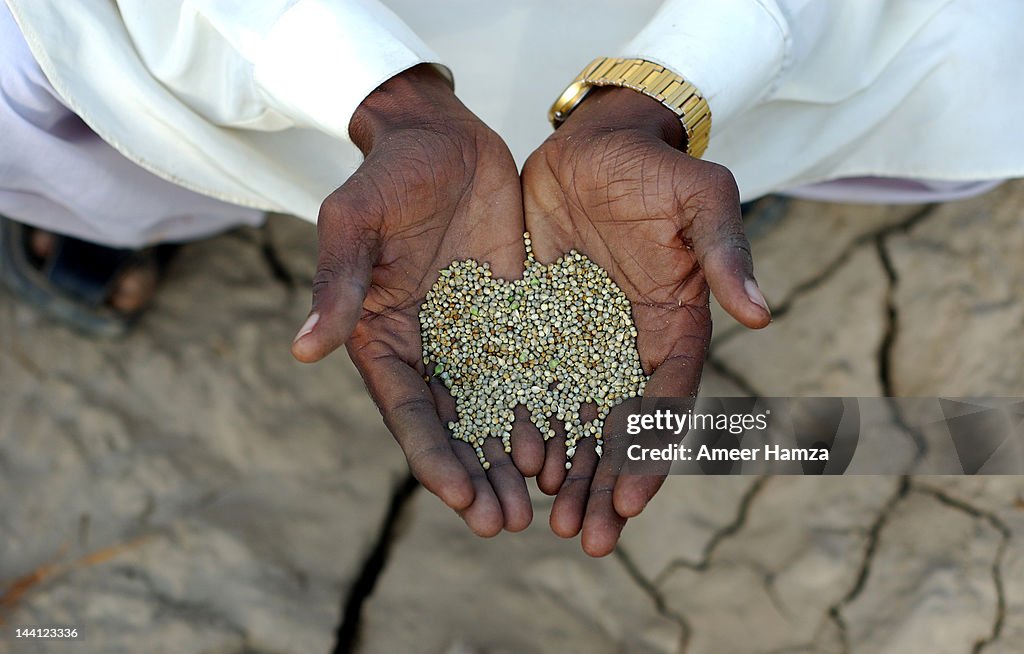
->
[292, 67, 771, 554]
[520, 87, 770, 556]
[291, 65, 535, 536]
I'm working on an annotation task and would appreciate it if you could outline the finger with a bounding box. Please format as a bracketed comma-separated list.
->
[576, 411, 628, 556]
[348, 345, 475, 512]
[610, 356, 692, 518]
[679, 164, 770, 329]
[550, 437, 600, 538]
[614, 473, 667, 519]
[427, 378, 510, 536]
[580, 456, 628, 558]
[482, 438, 533, 532]
[510, 405, 545, 477]
[292, 182, 381, 363]
[451, 440, 505, 537]
[430, 380, 530, 531]
[536, 420, 568, 495]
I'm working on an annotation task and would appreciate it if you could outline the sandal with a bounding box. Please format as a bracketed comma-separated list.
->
[0, 216, 176, 337]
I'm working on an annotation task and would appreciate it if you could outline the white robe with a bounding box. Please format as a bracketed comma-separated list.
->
[0, 5, 263, 247]
[2, 0, 1022, 246]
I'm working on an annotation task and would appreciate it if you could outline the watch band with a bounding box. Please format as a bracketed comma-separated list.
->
[549, 57, 712, 158]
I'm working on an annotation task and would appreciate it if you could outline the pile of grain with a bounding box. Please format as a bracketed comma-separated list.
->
[420, 234, 647, 469]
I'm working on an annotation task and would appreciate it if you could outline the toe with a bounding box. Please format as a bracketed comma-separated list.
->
[108, 262, 159, 313]
[29, 229, 56, 260]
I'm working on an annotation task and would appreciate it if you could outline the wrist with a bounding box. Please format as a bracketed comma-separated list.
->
[349, 64, 466, 153]
[560, 86, 685, 149]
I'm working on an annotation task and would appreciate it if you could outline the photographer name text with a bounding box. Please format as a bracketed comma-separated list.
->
[624, 409, 829, 462]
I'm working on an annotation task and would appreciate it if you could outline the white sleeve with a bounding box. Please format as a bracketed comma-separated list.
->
[620, 1, 959, 140]
[618, 0, 790, 132]
[116, 0, 446, 143]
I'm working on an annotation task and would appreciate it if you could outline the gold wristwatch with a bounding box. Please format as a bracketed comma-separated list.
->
[549, 57, 712, 158]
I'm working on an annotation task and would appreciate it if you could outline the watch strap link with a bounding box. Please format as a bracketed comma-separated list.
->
[549, 57, 712, 158]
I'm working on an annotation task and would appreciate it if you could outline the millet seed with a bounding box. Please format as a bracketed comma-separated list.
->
[419, 233, 648, 469]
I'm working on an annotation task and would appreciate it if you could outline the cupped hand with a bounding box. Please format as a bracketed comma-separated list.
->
[291, 65, 532, 536]
[520, 87, 771, 556]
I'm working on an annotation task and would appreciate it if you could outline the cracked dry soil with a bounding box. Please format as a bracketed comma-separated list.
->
[3, 181, 1024, 654]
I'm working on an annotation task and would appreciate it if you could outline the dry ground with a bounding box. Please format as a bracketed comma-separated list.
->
[2, 182, 1023, 653]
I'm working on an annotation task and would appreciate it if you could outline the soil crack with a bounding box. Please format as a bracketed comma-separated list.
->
[826, 476, 911, 653]
[616, 546, 693, 653]
[714, 203, 939, 348]
[334, 475, 419, 654]
[912, 483, 1012, 653]
[654, 476, 770, 584]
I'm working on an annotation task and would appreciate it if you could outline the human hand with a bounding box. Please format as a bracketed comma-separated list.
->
[520, 87, 771, 556]
[291, 65, 532, 536]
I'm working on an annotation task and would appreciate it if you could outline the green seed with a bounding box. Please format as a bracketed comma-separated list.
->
[419, 237, 647, 470]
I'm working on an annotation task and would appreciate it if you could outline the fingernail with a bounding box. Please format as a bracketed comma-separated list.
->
[744, 279, 771, 315]
[293, 312, 320, 342]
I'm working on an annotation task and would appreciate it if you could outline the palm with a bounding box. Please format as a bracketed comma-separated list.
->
[347, 125, 526, 363]
[520, 117, 768, 556]
[523, 130, 718, 393]
[301, 119, 534, 537]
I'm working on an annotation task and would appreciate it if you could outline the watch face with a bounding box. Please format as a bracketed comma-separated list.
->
[549, 81, 593, 126]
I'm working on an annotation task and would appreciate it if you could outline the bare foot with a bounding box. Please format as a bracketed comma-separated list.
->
[29, 229, 158, 313]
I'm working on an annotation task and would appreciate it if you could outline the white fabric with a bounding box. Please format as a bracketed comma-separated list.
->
[3, 0, 1023, 241]
[783, 178, 1003, 205]
[619, 0, 789, 132]
[0, 7, 263, 247]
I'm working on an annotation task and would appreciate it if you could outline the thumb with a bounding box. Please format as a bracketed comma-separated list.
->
[681, 166, 771, 329]
[291, 186, 381, 363]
